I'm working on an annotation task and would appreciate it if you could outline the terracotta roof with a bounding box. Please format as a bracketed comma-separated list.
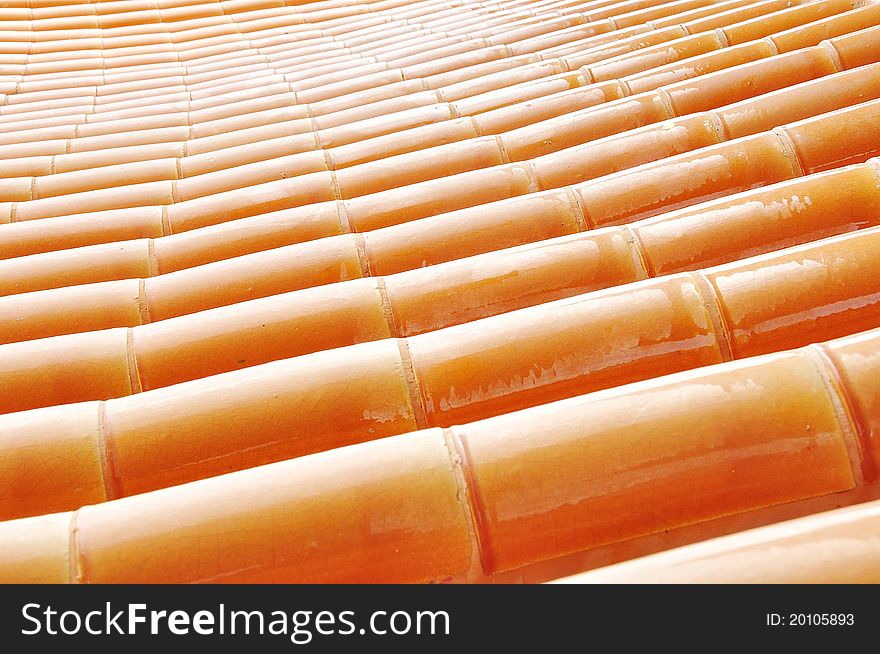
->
[555, 496, 880, 583]
[0, 0, 879, 583]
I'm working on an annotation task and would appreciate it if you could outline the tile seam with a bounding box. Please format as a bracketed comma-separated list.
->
[714, 27, 730, 47]
[96, 402, 122, 503]
[441, 426, 489, 581]
[689, 271, 735, 363]
[706, 109, 731, 142]
[374, 275, 399, 338]
[125, 327, 145, 396]
[322, 146, 335, 172]
[494, 133, 510, 163]
[617, 224, 651, 281]
[335, 198, 355, 235]
[802, 344, 865, 488]
[772, 126, 807, 177]
[445, 426, 498, 576]
[579, 64, 595, 83]
[160, 205, 173, 236]
[565, 186, 592, 232]
[523, 160, 541, 193]
[654, 87, 677, 120]
[67, 509, 82, 585]
[136, 278, 153, 325]
[820, 38, 845, 71]
[146, 238, 159, 277]
[566, 184, 593, 230]
[328, 169, 343, 202]
[396, 337, 430, 431]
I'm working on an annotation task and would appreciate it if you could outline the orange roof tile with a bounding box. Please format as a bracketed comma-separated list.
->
[0, 0, 879, 583]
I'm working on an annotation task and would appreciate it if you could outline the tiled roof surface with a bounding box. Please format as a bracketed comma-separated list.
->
[1, 0, 880, 583]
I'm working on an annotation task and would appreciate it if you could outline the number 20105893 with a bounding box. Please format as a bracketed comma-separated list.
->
[766, 614, 854, 627]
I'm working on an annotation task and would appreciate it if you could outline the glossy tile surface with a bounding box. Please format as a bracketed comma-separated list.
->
[0, 0, 879, 584]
